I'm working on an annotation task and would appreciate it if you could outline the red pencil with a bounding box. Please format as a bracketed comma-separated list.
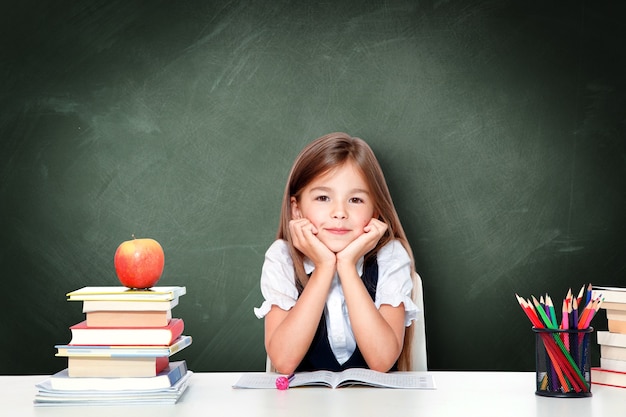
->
[515, 295, 542, 328]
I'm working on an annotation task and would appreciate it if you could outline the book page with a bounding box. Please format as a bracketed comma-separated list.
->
[335, 369, 436, 389]
[233, 371, 436, 389]
[233, 373, 281, 389]
[233, 372, 336, 389]
[291, 371, 335, 387]
[593, 286, 626, 292]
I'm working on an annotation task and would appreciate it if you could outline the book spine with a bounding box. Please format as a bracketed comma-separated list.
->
[169, 335, 192, 355]
[69, 318, 185, 345]
[591, 367, 626, 388]
[601, 344, 626, 361]
[608, 319, 626, 334]
[597, 291, 626, 305]
[168, 360, 188, 385]
[600, 357, 626, 373]
[82, 298, 178, 312]
[597, 331, 626, 347]
[600, 302, 626, 312]
[606, 309, 626, 321]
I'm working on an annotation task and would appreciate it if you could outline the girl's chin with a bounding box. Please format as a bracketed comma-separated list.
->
[318, 239, 352, 254]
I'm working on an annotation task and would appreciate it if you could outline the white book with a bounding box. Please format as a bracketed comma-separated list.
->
[34, 371, 192, 406]
[591, 367, 626, 389]
[67, 286, 186, 302]
[38, 361, 189, 391]
[593, 286, 626, 304]
[233, 369, 436, 390]
[56, 335, 192, 358]
[600, 357, 626, 373]
[601, 344, 626, 361]
[82, 297, 179, 312]
[599, 301, 626, 312]
[69, 318, 184, 346]
[597, 331, 626, 348]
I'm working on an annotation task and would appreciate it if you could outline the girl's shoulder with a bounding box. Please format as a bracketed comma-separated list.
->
[265, 239, 293, 264]
[267, 239, 289, 252]
[377, 239, 410, 263]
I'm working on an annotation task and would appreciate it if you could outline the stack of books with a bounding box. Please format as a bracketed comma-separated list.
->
[591, 286, 626, 389]
[34, 286, 193, 406]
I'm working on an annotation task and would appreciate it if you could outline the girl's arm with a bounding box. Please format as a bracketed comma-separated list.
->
[264, 263, 334, 374]
[337, 264, 406, 372]
[336, 219, 406, 372]
[264, 218, 336, 374]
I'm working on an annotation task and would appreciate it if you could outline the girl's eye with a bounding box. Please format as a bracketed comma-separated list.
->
[349, 197, 364, 204]
[315, 195, 330, 202]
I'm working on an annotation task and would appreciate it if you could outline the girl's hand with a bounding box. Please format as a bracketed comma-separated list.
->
[336, 218, 388, 266]
[289, 218, 336, 268]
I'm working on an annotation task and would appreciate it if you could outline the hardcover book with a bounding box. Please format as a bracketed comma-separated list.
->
[607, 318, 626, 334]
[600, 357, 626, 373]
[591, 367, 626, 389]
[69, 318, 184, 346]
[85, 309, 172, 327]
[593, 286, 626, 304]
[67, 286, 186, 302]
[56, 335, 192, 358]
[81, 298, 179, 312]
[597, 331, 626, 348]
[68, 356, 169, 377]
[598, 301, 626, 312]
[601, 344, 626, 362]
[39, 360, 189, 391]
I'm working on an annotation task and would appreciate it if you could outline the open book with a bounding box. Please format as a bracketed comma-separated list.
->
[233, 369, 436, 389]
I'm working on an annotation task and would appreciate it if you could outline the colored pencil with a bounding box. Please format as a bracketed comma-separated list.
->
[515, 284, 602, 394]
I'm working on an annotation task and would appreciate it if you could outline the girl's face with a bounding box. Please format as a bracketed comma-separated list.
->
[291, 161, 376, 253]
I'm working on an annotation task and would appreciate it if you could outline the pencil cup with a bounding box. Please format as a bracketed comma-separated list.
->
[533, 327, 593, 398]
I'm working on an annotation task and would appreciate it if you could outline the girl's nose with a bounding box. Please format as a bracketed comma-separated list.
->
[331, 202, 347, 219]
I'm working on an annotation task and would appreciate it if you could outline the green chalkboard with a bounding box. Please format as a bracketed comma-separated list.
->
[1, 0, 625, 374]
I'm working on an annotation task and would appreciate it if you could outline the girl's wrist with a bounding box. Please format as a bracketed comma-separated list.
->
[335, 250, 359, 268]
[312, 260, 336, 277]
[335, 259, 358, 276]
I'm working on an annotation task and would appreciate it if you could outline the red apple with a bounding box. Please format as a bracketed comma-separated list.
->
[114, 237, 165, 289]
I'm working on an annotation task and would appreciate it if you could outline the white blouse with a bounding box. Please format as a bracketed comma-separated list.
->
[254, 239, 418, 365]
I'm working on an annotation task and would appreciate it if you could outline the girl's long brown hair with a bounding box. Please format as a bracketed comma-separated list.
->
[276, 132, 417, 371]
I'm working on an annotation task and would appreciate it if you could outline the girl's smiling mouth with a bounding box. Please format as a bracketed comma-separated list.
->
[325, 228, 351, 234]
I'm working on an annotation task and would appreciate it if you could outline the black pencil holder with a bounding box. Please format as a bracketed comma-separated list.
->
[533, 327, 593, 398]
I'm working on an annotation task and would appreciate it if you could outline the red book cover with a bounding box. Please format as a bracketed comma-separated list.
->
[69, 318, 184, 346]
[591, 367, 626, 389]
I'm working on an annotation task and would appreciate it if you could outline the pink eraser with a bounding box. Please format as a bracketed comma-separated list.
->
[275, 376, 290, 390]
[275, 374, 294, 390]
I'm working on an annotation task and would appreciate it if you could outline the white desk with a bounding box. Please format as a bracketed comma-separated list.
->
[2, 372, 625, 416]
